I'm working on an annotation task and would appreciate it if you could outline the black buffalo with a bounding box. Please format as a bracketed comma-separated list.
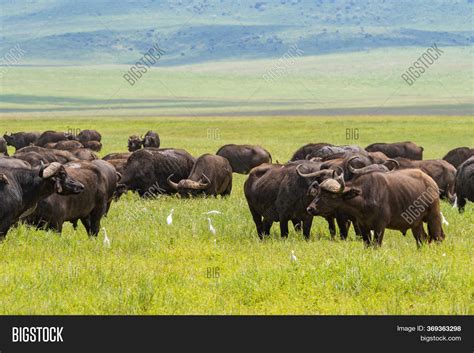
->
[102, 152, 132, 161]
[44, 140, 84, 150]
[35, 131, 73, 147]
[76, 129, 102, 143]
[14, 146, 80, 167]
[306, 169, 445, 247]
[365, 141, 423, 160]
[455, 156, 474, 213]
[142, 130, 160, 148]
[0, 162, 84, 238]
[244, 161, 334, 239]
[167, 154, 232, 197]
[0, 136, 8, 156]
[27, 160, 118, 236]
[118, 148, 195, 197]
[216, 144, 272, 174]
[290, 143, 333, 161]
[394, 158, 456, 202]
[3, 132, 41, 150]
[82, 140, 102, 152]
[128, 135, 143, 152]
[443, 147, 474, 169]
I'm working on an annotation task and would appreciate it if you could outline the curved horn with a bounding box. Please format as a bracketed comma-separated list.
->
[296, 164, 327, 178]
[383, 159, 399, 171]
[42, 162, 62, 178]
[39, 161, 45, 177]
[167, 174, 179, 190]
[198, 173, 211, 189]
[347, 156, 363, 175]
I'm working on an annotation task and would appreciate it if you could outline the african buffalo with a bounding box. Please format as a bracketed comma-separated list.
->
[82, 140, 102, 152]
[143, 131, 160, 148]
[244, 160, 334, 239]
[35, 131, 73, 147]
[0, 156, 31, 169]
[118, 148, 195, 197]
[306, 169, 445, 247]
[102, 152, 131, 161]
[314, 145, 367, 159]
[128, 135, 143, 152]
[443, 147, 474, 169]
[167, 154, 232, 197]
[365, 141, 423, 160]
[14, 146, 80, 167]
[290, 143, 333, 161]
[105, 159, 127, 176]
[216, 144, 272, 174]
[3, 132, 40, 150]
[394, 158, 456, 201]
[0, 137, 8, 156]
[70, 148, 98, 161]
[76, 129, 102, 143]
[27, 160, 118, 236]
[0, 162, 84, 238]
[454, 156, 474, 213]
[44, 140, 84, 151]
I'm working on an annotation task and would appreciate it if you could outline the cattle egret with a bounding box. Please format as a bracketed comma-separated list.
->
[203, 210, 222, 215]
[167, 209, 174, 225]
[207, 218, 216, 235]
[453, 196, 458, 208]
[290, 250, 297, 263]
[102, 227, 111, 248]
[440, 212, 449, 226]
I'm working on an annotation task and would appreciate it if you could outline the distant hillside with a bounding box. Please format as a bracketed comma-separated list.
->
[0, 0, 472, 65]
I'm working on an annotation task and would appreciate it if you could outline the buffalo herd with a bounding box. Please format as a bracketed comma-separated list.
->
[1, 130, 472, 248]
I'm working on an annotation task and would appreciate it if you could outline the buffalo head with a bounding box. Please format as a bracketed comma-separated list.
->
[39, 162, 84, 195]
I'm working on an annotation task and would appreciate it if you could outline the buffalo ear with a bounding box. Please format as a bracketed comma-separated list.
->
[308, 181, 319, 197]
[0, 173, 9, 185]
[342, 187, 361, 200]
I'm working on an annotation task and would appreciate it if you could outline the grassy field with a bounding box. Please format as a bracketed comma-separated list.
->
[1, 47, 472, 116]
[0, 115, 473, 314]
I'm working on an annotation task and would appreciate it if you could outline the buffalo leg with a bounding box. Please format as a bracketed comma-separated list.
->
[263, 219, 272, 235]
[411, 223, 426, 248]
[279, 219, 289, 238]
[302, 217, 313, 240]
[457, 197, 466, 214]
[373, 226, 385, 247]
[357, 225, 371, 247]
[81, 217, 91, 234]
[325, 216, 336, 239]
[336, 214, 350, 240]
[88, 206, 106, 237]
[426, 209, 445, 243]
[249, 206, 265, 238]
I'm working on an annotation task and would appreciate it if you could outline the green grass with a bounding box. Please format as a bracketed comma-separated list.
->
[0, 115, 473, 314]
[1, 47, 472, 116]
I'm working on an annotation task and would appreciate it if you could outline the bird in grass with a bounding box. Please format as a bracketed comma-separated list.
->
[203, 210, 222, 215]
[207, 218, 216, 235]
[167, 209, 174, 225]
[102, 227, 111, 248]
[440, 212, 449, 226]
[290, 250, 297, 263]
[452, 196, 458, 209]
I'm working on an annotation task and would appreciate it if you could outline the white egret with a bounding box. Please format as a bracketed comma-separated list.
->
[167, 209, 174, 225]
[102, 227, 111, 248]
[290, 250, 297, 263]
[440, 212, 449, 226]
[207, 218, 216, 235]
